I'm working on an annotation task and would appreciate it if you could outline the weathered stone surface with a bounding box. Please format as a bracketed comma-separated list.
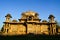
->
[1, 11, 56, 35]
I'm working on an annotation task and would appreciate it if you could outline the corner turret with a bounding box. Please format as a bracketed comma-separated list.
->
[48, 14, 55, 23]
[5, 13, 12, 22]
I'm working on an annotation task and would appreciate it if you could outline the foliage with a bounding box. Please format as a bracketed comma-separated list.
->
[0, 34, 60, 40]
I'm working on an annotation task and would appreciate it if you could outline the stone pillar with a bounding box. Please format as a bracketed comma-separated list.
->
[49, 24, 53, 35]
[4, 23, 9, 34]
[49, 24, 56, 35]
[52, 24, 56, 35]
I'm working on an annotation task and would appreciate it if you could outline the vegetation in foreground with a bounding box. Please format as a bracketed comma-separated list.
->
[0, 33, 60, 40]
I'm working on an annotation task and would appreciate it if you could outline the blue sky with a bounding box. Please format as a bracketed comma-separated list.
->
[0, 0, 60, 29]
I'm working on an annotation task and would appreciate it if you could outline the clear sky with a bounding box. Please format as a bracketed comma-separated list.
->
[0, 0, 60, 29]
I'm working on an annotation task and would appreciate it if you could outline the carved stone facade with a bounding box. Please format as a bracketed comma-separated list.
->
[1, 11, 56, 35]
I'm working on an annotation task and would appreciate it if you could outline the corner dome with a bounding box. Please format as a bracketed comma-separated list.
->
[5, 13, 12, 18]
[12, 20, 17, 22]
[48, 14, 55, 19]
[42, 20, 47, 22]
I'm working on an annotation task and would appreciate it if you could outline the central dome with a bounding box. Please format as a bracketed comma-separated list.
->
[22, 11, 38, 16]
